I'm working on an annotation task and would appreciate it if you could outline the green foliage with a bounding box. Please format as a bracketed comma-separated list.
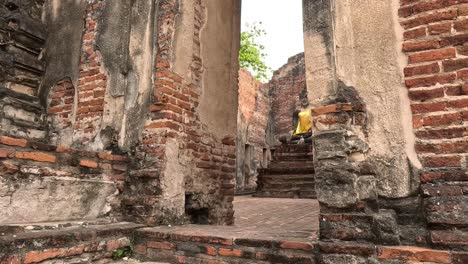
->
[111, 246, 133, 260]
[239, 22, 271, 81]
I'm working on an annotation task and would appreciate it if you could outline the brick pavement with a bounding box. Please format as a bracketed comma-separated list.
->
[140, 196, 319, 243]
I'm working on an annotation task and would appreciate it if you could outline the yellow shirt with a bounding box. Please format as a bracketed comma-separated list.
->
[293, 109, 312, 135]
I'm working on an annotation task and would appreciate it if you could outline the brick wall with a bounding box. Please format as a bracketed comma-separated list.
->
[72, 0, 107, 144]
[236, 69, 271, 193]
[123, 0, 236, 225]
[399, 0, 468, 250]
[47, 78, 75, 144]
[269, 53, 306, 139]
[0, 135, 129, 223]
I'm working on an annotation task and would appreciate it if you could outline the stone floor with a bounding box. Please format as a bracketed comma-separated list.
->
[143, 196, 319, 242]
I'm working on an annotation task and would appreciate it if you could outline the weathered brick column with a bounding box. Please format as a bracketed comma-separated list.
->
[399, 0, 468, 252]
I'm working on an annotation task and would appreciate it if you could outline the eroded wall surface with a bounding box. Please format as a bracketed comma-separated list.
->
[269, 53, 307, 139]
[0, 0, 241, 226]
[236, 69, 271, 193]
[303, 0, 468, 261]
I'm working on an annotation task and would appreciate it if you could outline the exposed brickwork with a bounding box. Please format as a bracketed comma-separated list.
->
[123, 0, 235, 225]
[268, 53, 306, 138]
[399, 0, 468, 251]
[134, 228, 315, 264]
[47, 78, 75, 144]
[0, 223, 141, 264]
[47, 79, 74, 129]
[0, 135, 129, 222]
[73, 1, 107, 143]
[236, 69, 271, 193]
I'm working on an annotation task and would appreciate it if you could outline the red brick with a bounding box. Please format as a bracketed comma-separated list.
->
[24, 249, 65, 264]
[411, 101, 446, 113]
[445, 85, 464, 96]
[423, 155, 462, 167]
[404, 63, 440, 77]
[405, 73, 456, 88]
[416, 126, 468, 139]
[430, 230, 468, 246]
[279, 241, 314, 251]
[0, 136, 28, 148]
[377, 246, 451, 263]
[409, 87, 445, 101]
[455, 18, 468, 32]
[15, 152, 56, 163]
[404, 27, 427, 40]
[443, 58, 468, 72]
[408, 48, 456, 64]
[422, 112, 461, 126]
[459, 4, 468, 16]
[144, 120, 181, 131]
[133, 244, 147, 255]
[0, 148, 14, 158]
[403, 40, 440, 52]
[448, 98, 468, 108]
[422, 184, 465, 196]
[65, 244, 85, 257]
[218, 248, 243, 257]
[421, 169, 468, 183]
[440, 33, 468, 47]
[205, 246, 217, 256]
[412, 0, 447, 14]
[147, 241, 175, 250]
[401, 9, 457, 29]
[453, 252, 468, 264]
[79, 159, 98, 168]
[413, 115, 424, 128]
[429, 22, 452, 35]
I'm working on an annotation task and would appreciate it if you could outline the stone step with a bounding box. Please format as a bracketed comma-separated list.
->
[254, 190, 317, 199]
[268, 161, 315, 169]
[258, 174, 315, 182]
[274, 144, 313, 153]
[258, 167, 315, 175]
[273, 152, 313, 159]
[260, 181, 316, 188]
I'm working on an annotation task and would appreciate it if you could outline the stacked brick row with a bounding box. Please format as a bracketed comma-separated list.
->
[399, 0, 468, 251]
[0, 135, 129, 222]
[0, 222, 141, 264]
[134, 229, 315, 264]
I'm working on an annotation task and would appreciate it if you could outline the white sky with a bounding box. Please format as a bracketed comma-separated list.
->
[241, 0, 304, 73]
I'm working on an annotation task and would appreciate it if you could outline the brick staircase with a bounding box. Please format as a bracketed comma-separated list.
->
[255, 143, 316, 199]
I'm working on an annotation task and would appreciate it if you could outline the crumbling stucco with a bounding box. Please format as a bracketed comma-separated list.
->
[0, 177, 116, 224]
[333, 0, 421, 197]
[198, 0, 240, 139]
[94, 0, 157, 151]
[41, 0, 85, 104]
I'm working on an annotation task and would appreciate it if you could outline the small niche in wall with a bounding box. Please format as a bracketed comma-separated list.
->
[185, 193, 210, 224]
